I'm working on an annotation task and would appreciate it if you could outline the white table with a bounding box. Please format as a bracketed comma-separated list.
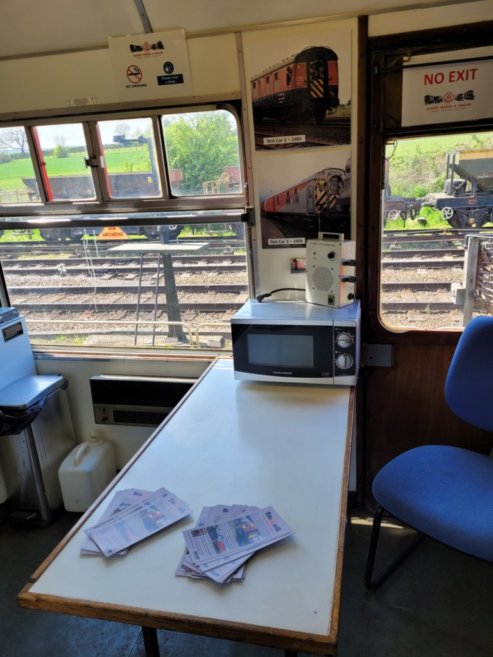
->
[19, 359, 354, 656]
[108, 242, 207, 343]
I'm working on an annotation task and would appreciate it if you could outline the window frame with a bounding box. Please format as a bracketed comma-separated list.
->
[365, 21, 493, 344]
[0, 103, 247, 219]
[0, 102, 253, 354]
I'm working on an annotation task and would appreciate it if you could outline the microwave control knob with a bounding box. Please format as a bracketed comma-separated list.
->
[335, 331, 354, 349]
[335, 352, 354, 370]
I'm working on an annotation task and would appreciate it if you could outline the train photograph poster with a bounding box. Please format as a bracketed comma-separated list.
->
[243, 22, 353, 249]
[256, 148, 352, 249]
[242, 23, 352, 151]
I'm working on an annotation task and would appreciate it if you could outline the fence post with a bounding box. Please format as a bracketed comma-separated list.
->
[462, 235, 480, 326]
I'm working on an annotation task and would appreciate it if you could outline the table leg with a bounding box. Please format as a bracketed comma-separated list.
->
[142, 626, 160, 657]
[161, 252, 185, 341]
[24, 423, 53, 524]
[134, 255, 145, 345]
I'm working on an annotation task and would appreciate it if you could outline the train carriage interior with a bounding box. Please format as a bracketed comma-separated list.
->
[1, 1, 493, 656]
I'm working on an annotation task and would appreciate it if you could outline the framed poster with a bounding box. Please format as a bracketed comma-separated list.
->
[243, 24, 352, 151]
[257, 148, 351, 248]
[243, 22, 354, 250]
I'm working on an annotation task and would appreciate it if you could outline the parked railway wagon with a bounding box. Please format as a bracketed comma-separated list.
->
[251, 46, 339, 123]
[261, 164, 350, 237]
[434, 149, 493, 228]
[38, 225, 165, 242]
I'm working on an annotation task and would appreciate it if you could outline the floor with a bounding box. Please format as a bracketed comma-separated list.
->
[1, 508, 493, 657]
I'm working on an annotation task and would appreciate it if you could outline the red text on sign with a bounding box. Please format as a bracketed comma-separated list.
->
[424, 68, 478, 85]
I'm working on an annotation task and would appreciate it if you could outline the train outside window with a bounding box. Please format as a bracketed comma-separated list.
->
[0, 107, 248, 353]
[381, 129, 493, 331]
[0, 219, 249, 351]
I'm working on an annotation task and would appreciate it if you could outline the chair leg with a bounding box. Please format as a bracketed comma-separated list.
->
[364, 505, 424, 590]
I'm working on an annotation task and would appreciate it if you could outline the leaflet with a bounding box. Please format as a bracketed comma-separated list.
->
[80, 488, 151, 556]
[176, 505, 252, 583]
[182, 506, 293, 572]
[84, 486, 191, 557]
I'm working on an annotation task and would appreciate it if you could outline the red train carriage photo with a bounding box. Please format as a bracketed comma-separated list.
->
[261, 163, 351, 243]
[251, 46, 339, 123]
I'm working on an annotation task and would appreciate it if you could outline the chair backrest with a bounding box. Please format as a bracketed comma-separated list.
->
[445, 315, 493, 432]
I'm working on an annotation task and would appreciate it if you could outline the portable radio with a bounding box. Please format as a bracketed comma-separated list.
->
[305, 233, 356, 308]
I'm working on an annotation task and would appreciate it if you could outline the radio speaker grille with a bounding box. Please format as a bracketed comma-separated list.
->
[311, 266, 334, 291]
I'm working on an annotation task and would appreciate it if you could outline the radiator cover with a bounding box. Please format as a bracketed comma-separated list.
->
[90, 375, 195, 426]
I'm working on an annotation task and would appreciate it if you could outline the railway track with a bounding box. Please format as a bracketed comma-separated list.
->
[9, 301, 244, 313]
[8, 284, 248, 295]
[1, 229, 488, 323]
[382, 257, 463, 268]
[3, 260, 247, 276]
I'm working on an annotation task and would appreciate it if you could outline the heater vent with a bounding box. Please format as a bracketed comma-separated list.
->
[90, 375, 195, 426]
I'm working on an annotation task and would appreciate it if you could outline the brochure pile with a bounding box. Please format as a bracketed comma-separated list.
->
[82, 487, 191, 557]
[177, 505, 294, 584]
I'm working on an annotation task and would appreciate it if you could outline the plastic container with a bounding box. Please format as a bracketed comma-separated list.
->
[58, 434, 116, 512]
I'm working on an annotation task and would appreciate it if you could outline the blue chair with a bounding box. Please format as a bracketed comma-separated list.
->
[365, 315, 493, 589]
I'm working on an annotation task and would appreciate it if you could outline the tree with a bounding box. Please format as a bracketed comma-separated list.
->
[163, 112, 240, 194]
[53, 135, 69, 158]
[113, 123, 132, 140]
[0, 127, 28, 154]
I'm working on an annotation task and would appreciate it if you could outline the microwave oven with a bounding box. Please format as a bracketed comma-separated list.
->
[230, 299, 360, 385]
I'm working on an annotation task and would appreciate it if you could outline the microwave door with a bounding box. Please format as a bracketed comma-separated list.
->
[231, 324, 335, 384]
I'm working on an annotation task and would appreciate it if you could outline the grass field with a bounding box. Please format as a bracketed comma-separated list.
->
[386, 133, 493, 159]
[0, 147, 152, 191]
[387, 131, 493, 199]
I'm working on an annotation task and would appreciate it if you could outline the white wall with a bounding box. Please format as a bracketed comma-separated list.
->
[0, 34, 240, 115]
[36, 355, 212, 467]
[2, 2, 491, 117]
[368, 0, 493, 35]
[0, 0, 481, 59]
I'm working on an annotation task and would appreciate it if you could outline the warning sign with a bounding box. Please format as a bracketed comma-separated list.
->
[126, 65, 143, 85]
[109, 29, 192, 101]
[98, 226, 128, 240]
[402, 56, 493, 126]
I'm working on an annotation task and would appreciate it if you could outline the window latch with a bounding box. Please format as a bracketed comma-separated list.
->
[84, 155, 103, 169]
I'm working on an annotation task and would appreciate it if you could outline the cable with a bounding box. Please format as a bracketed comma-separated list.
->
[256, 288, 305, 302]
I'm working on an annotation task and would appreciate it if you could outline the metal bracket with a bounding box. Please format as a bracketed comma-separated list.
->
[133, 0, 153, 33]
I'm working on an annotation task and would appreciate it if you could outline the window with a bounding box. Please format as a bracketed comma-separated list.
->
[0, 216, 248, 351]
[367, 24, 493, 335]
[0, 106, 245, 211]
[161, 110, 241, 196]
[0, 105, 249, 352]
[381, 130, 493, 331]
[35, 123, 96, 201]
[97, 118, 162, 199]
[0, 127, 39, 204]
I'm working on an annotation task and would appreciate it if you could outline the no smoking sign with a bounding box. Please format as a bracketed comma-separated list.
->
[126, 64, 143, 84]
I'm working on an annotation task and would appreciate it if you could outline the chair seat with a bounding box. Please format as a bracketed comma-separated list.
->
[372, 444, 493, 562]
[0, 374, 66, 410]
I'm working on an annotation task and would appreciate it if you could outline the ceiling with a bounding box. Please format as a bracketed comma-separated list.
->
[0, 0, 479, 61]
